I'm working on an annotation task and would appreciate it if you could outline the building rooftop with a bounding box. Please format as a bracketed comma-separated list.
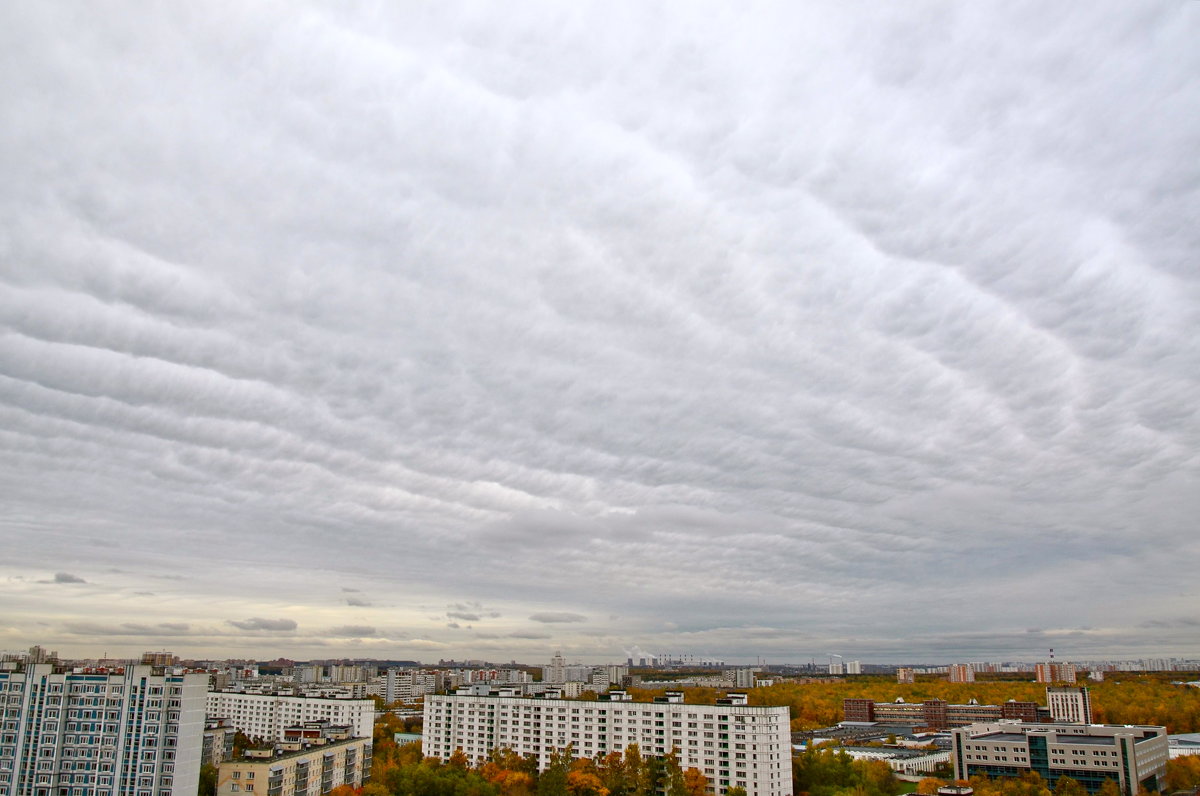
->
[229, 735, 368, 766]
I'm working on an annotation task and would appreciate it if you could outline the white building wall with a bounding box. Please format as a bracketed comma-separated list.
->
[0, 664, 206, 796]
[205, 692, 374, 741]
[423, 694, 791, 796]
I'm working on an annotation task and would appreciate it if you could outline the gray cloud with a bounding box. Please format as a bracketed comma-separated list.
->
[0, 1, 1196, 662]
[48, 573, 86, 584]
[227, 618, 297, 632]
[329, 625, 377, 637]
[529, 613, 587, 624]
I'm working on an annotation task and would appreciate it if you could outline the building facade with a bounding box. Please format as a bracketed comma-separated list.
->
[948, 665, 975, 683]
[205, 692, 373, 742]
[1046, 687, 1092, 724]
[215, 732, 370, 796]
[1036, 663, 1077, 684]
[951, 722, 1167, 796]
[0, 662, 206, 796]
[380, 670, 440, 705]
[843, 698, 1040, 730]
[203, 718, 237, 767]
[424, 690, 791, 796]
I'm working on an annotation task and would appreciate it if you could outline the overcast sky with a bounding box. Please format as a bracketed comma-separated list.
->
[1, 2, 1198, 666]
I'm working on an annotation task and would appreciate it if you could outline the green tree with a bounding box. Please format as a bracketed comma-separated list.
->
[538, 747, 573, 796]
[198, 763, 217, 796]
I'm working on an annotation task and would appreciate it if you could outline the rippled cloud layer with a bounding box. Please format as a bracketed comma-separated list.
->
[1, 1, 1197, 662]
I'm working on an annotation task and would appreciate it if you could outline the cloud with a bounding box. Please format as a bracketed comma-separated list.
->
[0, 1, 1195, 662]
[47, 573, 86, 584]
[227, 618, 297, 632]
[529, 612, 587, 624]
[329, 625, 377, 637]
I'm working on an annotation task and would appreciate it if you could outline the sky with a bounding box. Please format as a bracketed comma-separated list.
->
[1, 2, 1198, 666]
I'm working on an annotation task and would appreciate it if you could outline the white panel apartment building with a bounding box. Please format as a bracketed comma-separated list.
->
[205, 692, 373, 742]
[0, 663, 206, 796]
[424, 690, 791, 796]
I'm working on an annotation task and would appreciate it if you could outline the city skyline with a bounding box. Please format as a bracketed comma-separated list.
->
[2, 3, 1198, 663]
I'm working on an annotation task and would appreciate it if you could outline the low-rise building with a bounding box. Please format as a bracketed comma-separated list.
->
[215, 723, 371, 796]
[204, 717, 238, 766]
[951, 722, 1167, 796]
[844, 697, 1041, 730]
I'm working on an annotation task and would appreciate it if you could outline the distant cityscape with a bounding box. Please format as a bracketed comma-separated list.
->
[2, 644, 1197, 796]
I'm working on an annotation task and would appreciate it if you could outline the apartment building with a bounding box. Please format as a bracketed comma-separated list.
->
[951, 722, 1167, 796]
[0, 662, 206, 796]
[215, 723, 371, 796]
[380, 670, 440, 705]
[206, 692, 373, 742]
[424, 690, 791, 796]
[947, 665, 975, 683]
[1036, 663, 1077, 684]
[1046, 687, 1092, 724]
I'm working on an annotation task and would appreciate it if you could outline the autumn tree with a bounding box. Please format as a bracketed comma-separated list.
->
[916, 778, 946, 795]
[1054, 776, 1087, 796]
[682, 767, 708, 796]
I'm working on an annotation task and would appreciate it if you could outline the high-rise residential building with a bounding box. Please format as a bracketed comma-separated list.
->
[896, 668, 915, 685]
[541, 653, 593, 684]
[1046, 686, 1093, 724]
[424, 689, 791, 796]
[948, 664, 975, 683]
[0, 662, 206, 796]
[381, 669, 440, 704]
[206, 691, 374, 741]
[1036, 662, 1077, 683]
[951, 722, 1167, 796]
[845, 661, 862, 675]
[140, 652, 179, 667]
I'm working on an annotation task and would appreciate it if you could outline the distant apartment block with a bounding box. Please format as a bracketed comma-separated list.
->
[896, 668, 915, 685]
[541, 653, 595, 685]
[203, 717, 238, 766]
[843, 697, 1040, 730]
[380, 669, 440, 704]
[1046, 687, 1093, 724]
[206, 691, 373, 741]
[424, 689, 792, 796]
[216, 721, 371, 796]
[0, 661, 206, 796]
[948, 664, 975, 683]
[845, 661, 863, 675]
[1036, 662, 1077, 683]
[951, 722, 1167, 796]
